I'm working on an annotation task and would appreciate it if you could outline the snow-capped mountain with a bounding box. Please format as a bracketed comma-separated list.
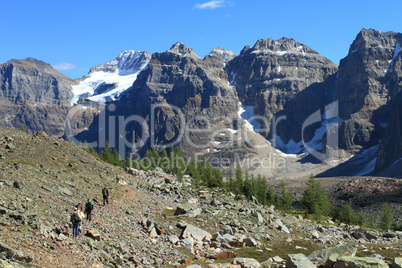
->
[71, 50, 151, 104]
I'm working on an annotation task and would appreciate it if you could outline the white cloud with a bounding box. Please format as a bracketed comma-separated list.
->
[195, 0, 225, 9]
[53, 62, 77, 71]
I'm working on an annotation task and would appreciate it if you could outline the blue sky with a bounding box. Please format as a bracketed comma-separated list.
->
[1, 0, 401, 79]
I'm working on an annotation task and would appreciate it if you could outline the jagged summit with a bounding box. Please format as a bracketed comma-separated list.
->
[240, 37, 317, 55]
[167, 42, 200, 58]
[89, 50, 151, 75]
[348, 28, 400, 55]
[207, 47, 237, 63]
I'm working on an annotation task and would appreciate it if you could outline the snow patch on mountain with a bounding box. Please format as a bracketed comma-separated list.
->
[352, 145, 379, 176]
[238, 102, 261, 132]
[71, 50, 151, 104]
[392, 40, 402, 60]
[270, 101, 343, 155]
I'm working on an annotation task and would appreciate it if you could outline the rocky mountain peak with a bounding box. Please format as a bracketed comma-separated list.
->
[0, 57, 75, 104]
[243, 37, 316, 55]
[88, 50, 151, 75]
[348, 28, 399, 54]
[9, 57, 71, 79]
[167, 42, 200, 58]
[207, 47, 237, 63]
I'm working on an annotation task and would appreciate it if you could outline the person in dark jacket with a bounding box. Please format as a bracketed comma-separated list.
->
[70, 208, 81, 238]
[102, 186, 109, 206]
[85, 198, 94, 222]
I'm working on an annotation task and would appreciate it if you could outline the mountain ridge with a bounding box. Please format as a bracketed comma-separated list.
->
[0, 28, 400, 177]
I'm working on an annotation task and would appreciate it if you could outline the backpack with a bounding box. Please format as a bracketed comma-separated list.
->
[86, 201, 93, 211]
[70, 213, 81, 224]
[102, 188, 108, 197]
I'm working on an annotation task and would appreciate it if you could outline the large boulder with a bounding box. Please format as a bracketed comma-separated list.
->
[174, 203, 201, 217]
[233, 257, 261, 268]
[0, 242, 34, 263]
[308, 243, 357, 264]
[334, 256, 388, 268]
[286, 254, 315, 268]
[393, 258, 402, 268]
[180, 224, 212, 241]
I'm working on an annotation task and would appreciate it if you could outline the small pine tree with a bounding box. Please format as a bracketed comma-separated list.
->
[112, 148, 122, 167]
[367, 213, 376, 229]
[226, 169, 234, 192]
[235, 166, 244, 194]
[101, 141, 112, 163]
[356, 210, 367, 227]
[379, 203, 393, 231]
[160, 149, 169, 171]
[301, 174, 331, 216]
[339, 203, 355, 224]
[280, 180, 293, 211]
[122, 157, 132, 169]
[82, 140, 89, 148]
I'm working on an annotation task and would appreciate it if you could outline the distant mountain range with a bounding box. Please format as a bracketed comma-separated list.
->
[0, 28, 401, 178]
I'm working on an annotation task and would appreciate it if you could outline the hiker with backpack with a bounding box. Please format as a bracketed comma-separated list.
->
[102, 186, 109, 206]
[85, 198, 94, 222]
[70, 208, 81, 238]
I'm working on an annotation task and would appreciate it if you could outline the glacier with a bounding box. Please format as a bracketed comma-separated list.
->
[71, 50, 151, 105]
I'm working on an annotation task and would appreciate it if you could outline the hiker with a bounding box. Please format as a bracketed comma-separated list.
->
[75, 202, 83, 212]
[76, 202, 85, 223]
[116, 175, 120, 184]
[85, 198, 94, 222]
[102, 185, 109, 206]
[70, 208, 81, 238]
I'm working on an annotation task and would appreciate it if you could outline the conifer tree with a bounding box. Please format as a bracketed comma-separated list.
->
[301, 174, 330, 216]
[367, 213, 376, 229]
[112, 148, 122, 167]
[235, 166, 244, 194]
[339, 203, 355, 224]
[101, 141, 112, 163]
[380, 203, 393, 231]
[160, 149, 169, 171]
[280, 180, 293, 211]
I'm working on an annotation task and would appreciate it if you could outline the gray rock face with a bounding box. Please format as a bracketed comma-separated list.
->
[98, 42, 239, 156]
[228, 37, 338, 141]
[337, 29, 402, 152]
[0, 57, 75, 104]
[0, 58, 97, 136]
[375, 87, 402, 174]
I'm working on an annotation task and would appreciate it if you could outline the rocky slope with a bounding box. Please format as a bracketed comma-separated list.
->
[0, 127, 401, 268]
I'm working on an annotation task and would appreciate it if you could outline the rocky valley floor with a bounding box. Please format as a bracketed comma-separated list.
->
[0, 127, 401, 268]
